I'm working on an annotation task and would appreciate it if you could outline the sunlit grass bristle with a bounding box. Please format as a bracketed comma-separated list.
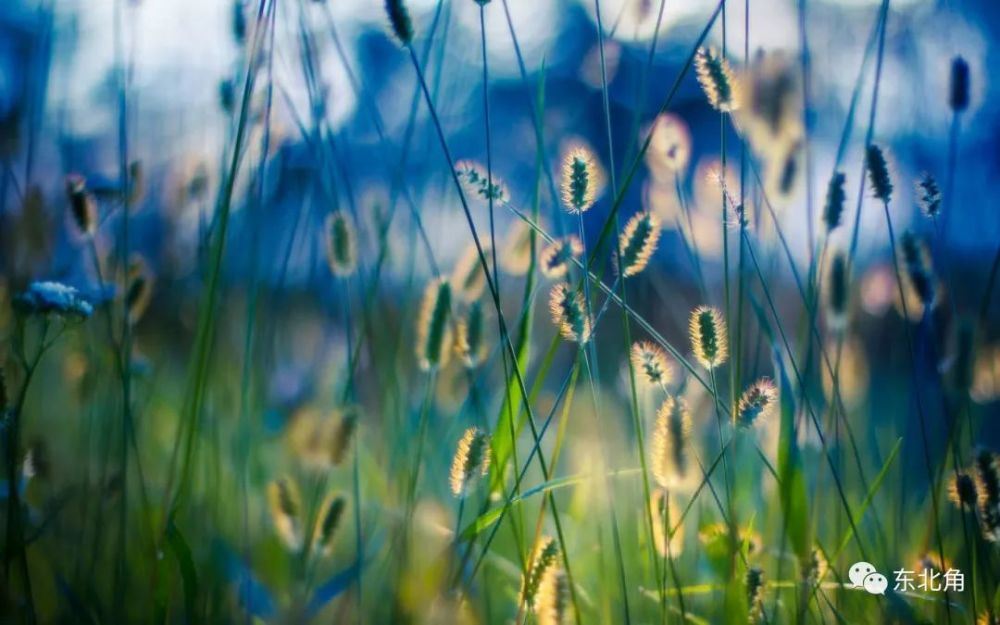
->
[899, 231, 936, 307]
[865, 144, 893, 203]
[826, 251, 849, 331]
[66, 174, 97, 236]
[452, 243, 490, 302]
[947, 472, 977, 510]
[822, 171, 846, 233]
[125, 256, 154, 325]
[324, 211, 357, 278]
[694, 46, 740, 112]
[312, 492, 347, 557]
[560, 146, 599, 214]
[973, 449, 1000, 541]
[540, 236, 583, 279]
[449, 426, 490, 498]
[736, 378, 777, 429]
[689, 306, 728, 369]
[500, 220, 533, 276]
[916, 173, 942, 218]
[650, 489, 684, 556]
[746, 566, 765, 624]
[384, 0, 413, 45]
[455, 300, 487, 369]
[549, 283, 590, 344]
[630, 341, 673, 388]
[455, 160, 506, 203]
[535, 565, 569, 625]
[329, 406, 358, 467]
[521, 536, 560, 610]
[950, 56, 970, 112]
[416, 278, 453, 371]
[618, 211, 661, 277]
[651, 394, 692, 491]
[267, 478, 303, 550]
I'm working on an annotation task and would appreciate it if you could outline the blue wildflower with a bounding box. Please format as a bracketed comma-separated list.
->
[13, 281, 94, 318]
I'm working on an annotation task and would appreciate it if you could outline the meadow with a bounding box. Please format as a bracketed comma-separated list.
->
[0, 0, 999, 623]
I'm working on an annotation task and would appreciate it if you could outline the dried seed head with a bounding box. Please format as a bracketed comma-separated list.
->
[549, 283, 590, 343]
[618, 211, 661, 277]
[822, 172, 846, 234]
[451, 243, 490, 302]
[450, 427, 491, 498]
[455, 160, 506, 203]
[950, 56, 969, 112]
[535, 566, 569, 625]
[385, 0, 414, 45]
[312, 492, 347, 556]
[916, 173, 942, 218]
[695, 47, 740, 112]
[736, 378, 778, 429]
[539, 236, 583, 279]
[500, 220, 534, 276]
[630, 341, 673, 388]
[651, 395, 692, 491]
[267, 478, 303, 550]
[690, 306, 728, 369]
[324, 212, 357, 277]
[125, 256, 154, 324]
[974, 449, 1000, 542]
[66, 174, 97, 236]
[560, 146, 600, 214]
[865, 144, 892, 203]
[455, 300, 488, 369]
[650, 489, 684, 556]
[826, 251, 849, 332]
[520, 536, 560, 609]
[948, 472, 977, 510]
[746, 566, 765, 624]
[899, 231, 936, 308]
[416, 278, 453, 371]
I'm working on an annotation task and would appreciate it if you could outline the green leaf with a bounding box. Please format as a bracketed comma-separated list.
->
[166, 519, 199, 622]
[774, 348, 811, 567]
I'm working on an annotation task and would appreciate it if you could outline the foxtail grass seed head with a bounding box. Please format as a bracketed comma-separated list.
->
[329, 406, 358, 466]
[865, 144, 892, 203]
[521, 536, 560, 609]
[540, 236, 583, 279]
[324, 212, 357, 277]
[803, 548, 829, 586]
[500, 220, 533, 276]
[267, 478, 303, 550]
[974, 449, 1000, 541]
[977, 613, 1000, 625]
[746, 566, 765, 624]
[899, 231, 936, 307]
[651, 395, 692, 491]
[916, 173, 942, 218]
[125, 256, 154, 325]
[630, 341, 673, 388]
[450, 427, 490, 497]
[416, 278, 453, 371]
[650, 489, 684, 556]
[736, 378, 778, 428]
[695, 47, 740, 112]
[560, 146, 599, 214]
[549, 283, 590, 344]
[385, 0, 413, 45]
[312, 492, 347, 556]
[972, 345, 1000, 403]
[618, 211, 661, 277]
[690, 306, 728, 369]
[455, 160, 506, 203]
[826, 251, 849, 331]
[455, 300, 487, 369]
[822, 171, 846, 233]
[66, 175, 97, 236]
[452, 243, 490, 302]
[950, 56, 969, 112]
[535, 566, 569, 625]
[948, 472, 977, 510]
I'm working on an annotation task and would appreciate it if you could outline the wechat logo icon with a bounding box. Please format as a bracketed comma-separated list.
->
[849, 562, 888, 595]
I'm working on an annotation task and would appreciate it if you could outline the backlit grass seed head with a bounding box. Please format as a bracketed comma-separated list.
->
[899, 231, 936, 307]
[312, 492, 347, 556]
[560, 146, 600, 213]
[452, 243, 490, 302]
[948, 472, 977, 510]
[803, 548, 829, 586]
[125, 256, 154, 324]
[535, 566, 569, 625]
[450, 427, 490, 497]
[695, 47, 740, 112]
[329, 406, 358, 466]
[267, 478, 303, 550]
[455, 300, 487, 369]
[645, 113, 691, 176]
[746, 566, 765, 624]
[324, 212, 357, 277]
[651, 395, 692, 491]
[972, 345, 1000, 403]
[549, 283, 590, 343]
[736, 378, 778, 429]
[540, 236, 583, 279]
[916, 173, 942, 218]
[690, 306, 728, 369]
[416, 278, 453, 371]
[650, 489, 684, 556]
[822, 171, 846, 233]
[385, 0, 413, 45]
[977, 612, 1000, 625]
[521, 536, 560, 609]
[950, 56, 969, 112]
[630, 341, 673, 388]
[865, 144, 893, 203]
[826, 251, 849, 331]
[500, 220, 533, 276]
[618, 211, 661, 277]
[66, 174, 97, 236]
[973, 449, 1000, 541]
[455, 160, 506, 203]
